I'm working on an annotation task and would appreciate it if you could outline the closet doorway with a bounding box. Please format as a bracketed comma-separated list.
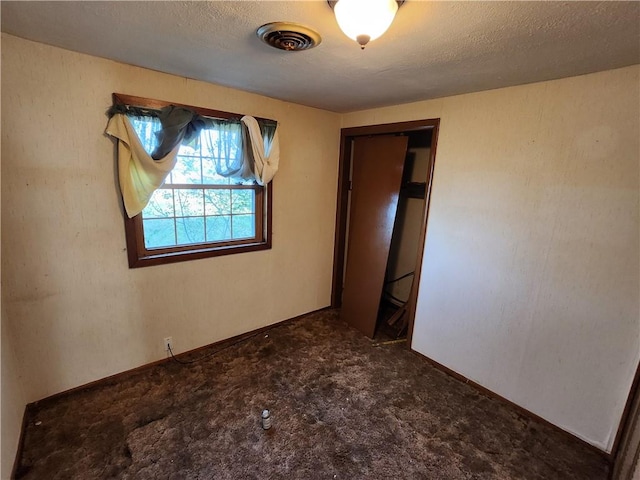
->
[331, 119, 440, 344]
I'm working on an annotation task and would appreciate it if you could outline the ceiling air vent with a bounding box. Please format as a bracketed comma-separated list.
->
[257, 22, 321, 51]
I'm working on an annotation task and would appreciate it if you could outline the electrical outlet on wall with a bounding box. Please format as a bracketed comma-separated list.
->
[164, 337, 173, 353]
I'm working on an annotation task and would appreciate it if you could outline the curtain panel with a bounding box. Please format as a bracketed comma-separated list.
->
[105, 104, 279, 218]
[105, 113, 179, 218]
[241, 116, 280, 186]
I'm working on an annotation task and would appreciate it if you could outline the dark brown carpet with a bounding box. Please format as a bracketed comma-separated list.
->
[16, 309, 609, 479]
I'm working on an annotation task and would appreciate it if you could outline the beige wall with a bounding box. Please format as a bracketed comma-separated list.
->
[2, 98, 29, 477]
[1, 34, 341, 407]
[1, 307, 27, 479]
[343, 65, 640, 452]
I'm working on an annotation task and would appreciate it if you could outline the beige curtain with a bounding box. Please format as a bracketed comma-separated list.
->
[105, 113, 180, 218]
[241, 115, 280, 186]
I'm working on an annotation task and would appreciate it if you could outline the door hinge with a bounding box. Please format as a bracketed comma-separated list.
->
[349, 180, 353, 191]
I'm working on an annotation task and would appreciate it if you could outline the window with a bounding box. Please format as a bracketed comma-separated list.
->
[117, 95, 272, 268]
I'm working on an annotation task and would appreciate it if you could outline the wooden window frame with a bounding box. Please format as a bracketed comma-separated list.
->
[114, 94, 273, 268]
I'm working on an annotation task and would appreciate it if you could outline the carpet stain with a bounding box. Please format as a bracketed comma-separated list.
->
[16, 310, 609, 479]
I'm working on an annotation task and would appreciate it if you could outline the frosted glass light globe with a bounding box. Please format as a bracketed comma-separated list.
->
[333, 0, 399, 48]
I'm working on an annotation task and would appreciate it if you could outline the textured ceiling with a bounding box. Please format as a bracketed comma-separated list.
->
[2, 1, 638, 113]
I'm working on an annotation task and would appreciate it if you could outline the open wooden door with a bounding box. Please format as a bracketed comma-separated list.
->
[341, 134, 409, 337]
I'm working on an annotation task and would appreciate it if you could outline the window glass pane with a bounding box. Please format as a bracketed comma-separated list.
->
[200, 126, 242, 161]
[202, 157, 231, 185]
[234, 178, 259, 186]
[143, 218, 176, 248]
[200, 129, 219, 157]
[129, 116, 160, 155]
[174, 189, 204, 217]
[178, 143, 198, 156]
[232, 214, 255, 239]
[176, 217, 205, 245]
[204, 190, 231, 215]
[142, 189, 174, 218]
[206, 216, 232, 242]
[172, 155, 202, 184]
[232, 190, 255, 214]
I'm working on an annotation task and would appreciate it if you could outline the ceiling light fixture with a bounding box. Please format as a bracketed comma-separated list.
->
[328, 0, 403, 49]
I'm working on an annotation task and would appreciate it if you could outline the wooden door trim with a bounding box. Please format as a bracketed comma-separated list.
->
[331, 119, 440, 344]
[405, 120, 440, 347]
[341, 119, 440, 137]
[332, 128, 353, 308]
